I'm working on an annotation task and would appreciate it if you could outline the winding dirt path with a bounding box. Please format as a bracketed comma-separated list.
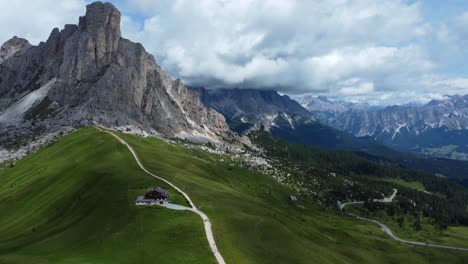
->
[102, 128, 227, 264]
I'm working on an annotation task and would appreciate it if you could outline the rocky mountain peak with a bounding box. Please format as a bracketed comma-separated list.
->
[0, 36, 31, 64]
[80, 2, 121, 34]
[0, 1, 234, 147]
[78, 2, 121, 59]
[190, 87, 314, 133]
[317, 96, 331, 102]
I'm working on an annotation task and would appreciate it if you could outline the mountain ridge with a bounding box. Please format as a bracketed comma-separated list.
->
[0, 2, 233, 151]
[0, 36, 31, 65]
[328, 95, 468, 159]
[191, 87, 314, 133]
[293, 95, 373, 123]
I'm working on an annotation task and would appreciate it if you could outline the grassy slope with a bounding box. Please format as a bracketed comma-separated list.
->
[0, 128, 214, 264]
[1, 128, 467, 263]
[348, 205, 468, 249]
[422, 145, 468, 160]
[380, 178, 426, 191]
[119, 132, 468, 264]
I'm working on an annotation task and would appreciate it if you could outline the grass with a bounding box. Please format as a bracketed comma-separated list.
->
[422, 145, 468, 160]
[380, 178, 426, 191]
[0, 161, 13, 170]
[346, 205, 468, 249]
[119, 131, 468, 263]
[423, 145, 459, 155]
[0, 128, 214, 263]
[439, 226, 468, 247]
[1, 127, 468, 263]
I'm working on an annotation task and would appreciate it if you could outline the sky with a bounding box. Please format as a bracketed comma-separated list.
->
[0, 0, 467, 105]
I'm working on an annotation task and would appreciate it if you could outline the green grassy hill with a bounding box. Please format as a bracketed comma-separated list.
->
[1, 128, 468, 263]
[118, 131, 468, 263]
[0, 128, 214, 264]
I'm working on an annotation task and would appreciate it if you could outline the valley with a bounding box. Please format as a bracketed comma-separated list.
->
[297, 95, 468, 161]
[190, 87, 468, 182]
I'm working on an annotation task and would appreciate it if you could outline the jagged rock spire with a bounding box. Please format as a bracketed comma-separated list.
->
[0, 1, 234, 144]
[78, 2, 121, 59]
[0, 36, 31, 64]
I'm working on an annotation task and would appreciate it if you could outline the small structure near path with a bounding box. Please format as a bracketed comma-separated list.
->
[136, 187, 170, 206]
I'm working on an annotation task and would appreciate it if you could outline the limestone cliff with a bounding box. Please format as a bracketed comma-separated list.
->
[0, 2, 232, 146]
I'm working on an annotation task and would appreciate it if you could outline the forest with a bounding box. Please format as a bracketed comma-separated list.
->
[250, 130, 468, 229]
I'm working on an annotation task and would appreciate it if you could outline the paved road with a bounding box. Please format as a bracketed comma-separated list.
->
[341, 189, 468, 251]
[101, 128, 227, 264]
[339, 189, 398, 211]
[339, 201, 364, 210]
[352, 214, 468, 251]
[160, 202, 194, 211]
[384, 188, 398, 202]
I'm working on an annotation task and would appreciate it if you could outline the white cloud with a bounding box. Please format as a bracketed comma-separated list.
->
[1, 0, 467, 105]
[421, 76, 468, 92]
[334, 75, 468, 105]
[301, 45, 433, 86]
[436, 11, 468, 52]
[120, 0, 445, 102]
[0, 0, 86, 45]
[338, 79, 374, 96]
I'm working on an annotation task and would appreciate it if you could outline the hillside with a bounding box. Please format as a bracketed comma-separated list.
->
[269, 120, 468, 182]
[2, 128, 466, 263]
[191, 88, 468, 181]
[107, 130, 468, 263]
[1, 1, 468, 264]
[250, 130, 468, 229]
[0, 128, 214, 263]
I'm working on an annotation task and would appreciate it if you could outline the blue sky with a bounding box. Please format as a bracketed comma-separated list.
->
[1, 0, 468, 105]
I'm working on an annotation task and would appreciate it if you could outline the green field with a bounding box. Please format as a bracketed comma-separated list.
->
[1, 127, 468, 263]
[0, 128, 214, 263]
[422, 145, 468, 160]
[380, 178, 426, 191]
[347, 204, 468, 249]
[118, 130, 468, 263]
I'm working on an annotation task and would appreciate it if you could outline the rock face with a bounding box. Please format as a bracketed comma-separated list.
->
[331, 95, 468, 137]
[192, 87, 313, 133]
[0, 1, 232, 147]
[293, 95, 372, 123]
[0, 36, 31, 64]
[325, 95, 468, 159]
[191, 87, 390, 154]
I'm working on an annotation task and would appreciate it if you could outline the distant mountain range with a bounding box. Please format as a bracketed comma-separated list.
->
[1, 1, 467, 180]
[191, 87, 375, 149]
[297, 95, 468, 160]
[294, 95, 373, 123]
[193, 88, 468, 180]
[2, 4, 468, 263]
[0, 2, 233, 150]
[191, 87, 312, 133]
